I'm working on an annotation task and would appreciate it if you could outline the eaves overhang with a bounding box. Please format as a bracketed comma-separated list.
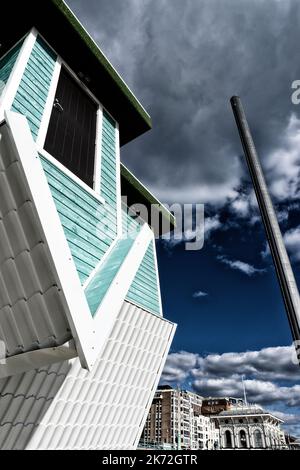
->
[0, 0, 152, 146]
[121, 163, 176, 236]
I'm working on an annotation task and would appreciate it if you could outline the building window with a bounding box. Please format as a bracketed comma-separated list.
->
[254, 430, 263, 448]
[44, 67, 98, 189]
[225, 430, 233, 449]
[239, 430, 247, 449]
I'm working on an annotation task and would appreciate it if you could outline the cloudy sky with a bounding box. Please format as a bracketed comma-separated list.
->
[66, 0, 300, 436]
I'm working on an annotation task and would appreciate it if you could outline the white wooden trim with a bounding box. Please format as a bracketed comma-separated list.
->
[36, 57, 62, 148]
[115, 123, 123, 237]
[0, 28, 37, 118]
[5, 111, 96, 370]
[0, 345, 77, 379]
[92, 223, 153, 357]
[38, 148, 106, 205]
[2, 110, 153, 373]
[93, 105, 103, 194]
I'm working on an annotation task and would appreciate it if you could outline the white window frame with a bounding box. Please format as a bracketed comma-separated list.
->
[34, 28, 121, 210]
[39, 147, 105, 205]
[37, 58, 104, 196]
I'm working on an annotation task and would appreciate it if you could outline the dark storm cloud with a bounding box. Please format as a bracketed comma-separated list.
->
[67, 0, 300, 205]
[161, 347, 300, 412]
[161, 346, 300, 386]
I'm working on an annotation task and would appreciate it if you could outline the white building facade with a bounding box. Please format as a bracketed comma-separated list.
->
[212, 405, 287, 450]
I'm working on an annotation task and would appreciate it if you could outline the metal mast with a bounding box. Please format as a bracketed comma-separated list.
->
[242, 375, 248, 406]
[230, 96, 300, 364]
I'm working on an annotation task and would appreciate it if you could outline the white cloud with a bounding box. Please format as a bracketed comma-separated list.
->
[283, 226, 300, 262]
[277, 209, 289, 223]
[193, 291, 208, 298]
[161, 351, 198, 383]
[266, 114, 300, 202]
[193, 376, 300, 408]
[250, 214, 261, 226]
[162, 213, 221, 250]
[261, 242, 270, 259]
[151, 182, 240, 206]
[204, 215, 222, 238]
[161, 347, 300, 434]
[217, 255, 266, 276]
[261, 224, 300, 262]
[228, 189, 259, 221]
[161, 346, 300, 407]
[273, 411, 300, 425]
[230, 194, 251, 218]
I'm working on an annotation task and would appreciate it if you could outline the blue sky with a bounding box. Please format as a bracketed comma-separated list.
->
[158, 203, 300, 435]
[158, 204, 297, 354]
[67, 0, 300, 436]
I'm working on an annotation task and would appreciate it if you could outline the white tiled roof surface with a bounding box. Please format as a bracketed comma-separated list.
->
[0, 123, 71, 357]
[0, 301, 175, 450]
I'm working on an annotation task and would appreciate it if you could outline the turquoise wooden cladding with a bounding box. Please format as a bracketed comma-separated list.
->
[5, 33, 163, 318]
[12, 36, 56, 140]
[122, 206, 143, 236]
[85, 235, 136, 317]
[40, 155, 116, 285]
[126, 240, 162, 316]
[0, 39, 24, 94]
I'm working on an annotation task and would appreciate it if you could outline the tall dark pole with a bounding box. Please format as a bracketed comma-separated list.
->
[230, 96, 300, 364]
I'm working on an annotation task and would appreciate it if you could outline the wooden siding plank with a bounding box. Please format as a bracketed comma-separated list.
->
[11, 36, 56, 141]
[126, 240, 162, 315]
[39, 155, 116, 284]
[85, 236, 136, 316]
[0, 40, 23, 87]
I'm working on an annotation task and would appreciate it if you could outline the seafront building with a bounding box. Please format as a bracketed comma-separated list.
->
[211, 404, 287, 450]
[141, 388, 288, 450]
[141, 386, 219, 450]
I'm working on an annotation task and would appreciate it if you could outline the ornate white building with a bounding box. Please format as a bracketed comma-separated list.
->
[211, 405, 287, 450]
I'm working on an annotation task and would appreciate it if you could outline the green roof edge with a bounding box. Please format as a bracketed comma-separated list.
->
[51, 0, 152, 131]
[121, 163, 176, 230]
